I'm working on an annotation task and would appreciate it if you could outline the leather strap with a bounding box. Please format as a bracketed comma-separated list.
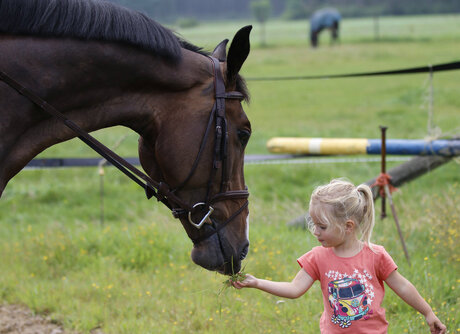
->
[0, 69, 190, 211]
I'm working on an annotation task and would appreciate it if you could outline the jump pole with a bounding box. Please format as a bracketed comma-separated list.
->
[267, 137, 460, 156]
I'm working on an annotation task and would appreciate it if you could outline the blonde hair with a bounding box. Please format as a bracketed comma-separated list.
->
[307, 179, 375, 248]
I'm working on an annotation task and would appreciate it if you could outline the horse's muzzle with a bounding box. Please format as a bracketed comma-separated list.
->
[191, 236, 249, 275]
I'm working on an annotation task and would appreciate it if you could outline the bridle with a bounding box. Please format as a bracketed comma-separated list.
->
[166, 57, 250, 241]
[143, 56, 250, 244]
[0, 56, 249, 244]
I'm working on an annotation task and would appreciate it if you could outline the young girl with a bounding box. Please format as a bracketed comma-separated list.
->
[232, 179, 446, 333]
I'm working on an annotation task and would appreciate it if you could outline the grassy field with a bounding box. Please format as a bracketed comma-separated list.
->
[0, 15, 459, 333]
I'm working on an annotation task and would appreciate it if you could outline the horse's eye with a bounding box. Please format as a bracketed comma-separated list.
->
[237, 129, 251, 147]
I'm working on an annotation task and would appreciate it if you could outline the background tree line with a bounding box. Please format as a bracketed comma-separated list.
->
[108, 0, 460, 23]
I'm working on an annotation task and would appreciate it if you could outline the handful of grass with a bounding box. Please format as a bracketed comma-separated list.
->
[219, 270, 247, 295]
[219, 259, 248, 294]
[223, 260, 247, 286]
[225, 271, 247, 286]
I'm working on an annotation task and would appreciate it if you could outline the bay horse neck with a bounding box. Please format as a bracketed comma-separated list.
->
[0, 36, 214, 196]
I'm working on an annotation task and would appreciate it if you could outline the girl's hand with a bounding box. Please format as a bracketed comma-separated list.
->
[426, 312, 447, 334]
[231, 274, 257, 289]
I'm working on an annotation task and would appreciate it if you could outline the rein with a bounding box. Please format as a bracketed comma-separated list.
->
[0, 56, 249, 244]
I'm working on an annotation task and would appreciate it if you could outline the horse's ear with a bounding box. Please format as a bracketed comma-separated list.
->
[212, 39, 229, 62]
[227, 25, 252, 84]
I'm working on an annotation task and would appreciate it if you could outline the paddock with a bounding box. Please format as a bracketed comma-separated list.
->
[0, 13, 458, 334]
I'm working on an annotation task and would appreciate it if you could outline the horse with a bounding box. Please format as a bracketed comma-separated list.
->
[0, 0, 252, 276]
[309, 8, 341, 47]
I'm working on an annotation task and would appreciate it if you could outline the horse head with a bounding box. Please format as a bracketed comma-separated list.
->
[0, 0, 252, 275]
[138, 26, 252, 275]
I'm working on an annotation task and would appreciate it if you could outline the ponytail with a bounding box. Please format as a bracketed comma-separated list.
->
[356, 184, 375, 250]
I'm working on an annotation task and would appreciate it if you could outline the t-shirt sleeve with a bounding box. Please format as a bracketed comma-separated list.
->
[376, 246, 398, 280]
[297, 248, 320, 281]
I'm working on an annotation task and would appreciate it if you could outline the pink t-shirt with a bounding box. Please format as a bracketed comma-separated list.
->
[297, 244, 397, 334]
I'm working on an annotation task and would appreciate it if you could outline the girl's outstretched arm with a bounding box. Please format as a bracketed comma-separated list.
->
[232, 269, 314, 299]
[385, 270, 447, 334]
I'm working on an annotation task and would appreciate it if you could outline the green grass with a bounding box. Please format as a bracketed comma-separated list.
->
[1, 15, 459, 333]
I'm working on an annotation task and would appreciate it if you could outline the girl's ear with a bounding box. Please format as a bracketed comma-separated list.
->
[345, 220, 356, 233]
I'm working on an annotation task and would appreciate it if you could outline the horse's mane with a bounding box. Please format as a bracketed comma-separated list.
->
[0, 0, 249, 99]
[0, 0, 204, 62]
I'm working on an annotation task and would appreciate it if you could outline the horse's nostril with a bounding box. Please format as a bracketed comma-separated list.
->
[239, 245, 249, 260]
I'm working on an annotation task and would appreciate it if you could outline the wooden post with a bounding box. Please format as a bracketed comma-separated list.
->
[99, 163, 105, 225]
[379, 126, 387, 219]
[377, 126, 411, 264]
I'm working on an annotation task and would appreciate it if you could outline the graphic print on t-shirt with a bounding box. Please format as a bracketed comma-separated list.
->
[326, 269, 374, 329]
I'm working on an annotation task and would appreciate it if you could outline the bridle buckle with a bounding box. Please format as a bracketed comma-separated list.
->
[188, 202, 214, 229]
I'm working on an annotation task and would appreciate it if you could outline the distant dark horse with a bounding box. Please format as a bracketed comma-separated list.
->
[0, 0, 252, 275]
[310, 8, 341, 47]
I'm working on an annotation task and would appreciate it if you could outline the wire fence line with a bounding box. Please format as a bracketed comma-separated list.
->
[246, 60, 460, 81]
[24, 155, 411, 170]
